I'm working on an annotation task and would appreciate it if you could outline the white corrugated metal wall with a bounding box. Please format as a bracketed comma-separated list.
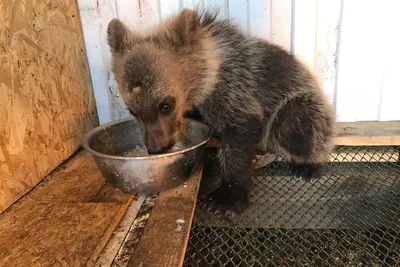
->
[77, 0, 400, 124]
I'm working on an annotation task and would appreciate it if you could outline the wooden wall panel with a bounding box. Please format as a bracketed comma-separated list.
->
[292, 0, 318, 70]
[270, 0, 292, 51]
[335, 0, 385, 122]
[0, 0, 98, 213]
[79, 0, 116, 124]
[79, 0, 400, 124]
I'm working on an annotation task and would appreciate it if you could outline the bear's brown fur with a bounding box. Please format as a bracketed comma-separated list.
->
[107, 9, 335, 216]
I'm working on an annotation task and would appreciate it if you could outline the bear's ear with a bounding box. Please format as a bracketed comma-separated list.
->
[169, 9, 201, 47]
[107, 19, 132, 54]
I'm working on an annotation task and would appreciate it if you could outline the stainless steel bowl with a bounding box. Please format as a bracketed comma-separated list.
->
[82, 118, 211, 193]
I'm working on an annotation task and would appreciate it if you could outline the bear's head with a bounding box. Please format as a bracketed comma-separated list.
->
[107, 9, 219, 153]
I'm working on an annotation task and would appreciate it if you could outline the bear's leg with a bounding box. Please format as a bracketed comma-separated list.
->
[270, 96, 333, 181]
[289, 162, 324, 181]
[205, 119, 262, 217]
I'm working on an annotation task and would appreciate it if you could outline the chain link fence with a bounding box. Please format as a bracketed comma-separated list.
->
[184, 146, 400, 266]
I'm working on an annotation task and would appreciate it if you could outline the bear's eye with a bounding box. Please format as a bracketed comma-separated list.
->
[159, 102, 172, 114]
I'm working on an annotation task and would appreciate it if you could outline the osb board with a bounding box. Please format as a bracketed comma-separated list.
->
[0, 150, 135, 266]
[26, 151, 106, 203]
[0, 0, 98, 213]
[0, 202, 121, 266]
[127, 168, 203, 267]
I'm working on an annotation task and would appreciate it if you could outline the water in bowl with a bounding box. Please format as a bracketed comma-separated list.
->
[120, 133, 195, 157]
[121, 145, 149, 157]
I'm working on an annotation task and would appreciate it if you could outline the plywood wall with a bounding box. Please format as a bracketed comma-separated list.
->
[0, 0, 98, 213]
[78, 0, 400, 123]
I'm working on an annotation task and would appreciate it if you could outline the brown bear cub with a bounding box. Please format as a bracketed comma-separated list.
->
[107, 9, 335, 216]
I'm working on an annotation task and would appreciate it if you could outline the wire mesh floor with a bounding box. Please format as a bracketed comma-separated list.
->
[184, 146, 400, 267]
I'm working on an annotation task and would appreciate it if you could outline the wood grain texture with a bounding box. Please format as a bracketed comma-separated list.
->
[334, 121, 400, 145]
[0, 0, 98, 213]
[335, 121, 400, 137]
[0, 151, 135, 266]
[87, 194, 136, 267]
[95, 195, 146, 267]
[26, 151, 105, 203]
[0, 202, 121, 266]
[313, 0, 342, 103]
[127, 168, 203, 267]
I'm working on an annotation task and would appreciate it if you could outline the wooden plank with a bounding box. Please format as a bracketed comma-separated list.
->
[0, 201, 54, 257]
[248, 0, 270, 40]
[108, 192, 188, 267]
[314, 0, 342, 103]
[91, 182, 133, 203]
[26, 151, 105, 203]
[334, 136, 400, 147]
[77, 0, 130, 123]
[379, 54, 400, 121]
[335, 0, 386, 122]
[87, 194, 136, 267]
[110, 194, 158, 267]
[292, 0, 318, 70]
[270, 0, 292, 51]
[89, 176, 138, 266]
[137, 0, 161, 28]
[335, 121, 400, 137]
[95, 195, 146, 267]
[77, 0, 115, 124]
[127, 168, 203, 267]
[0, 150, 135, 266]
[206, 121, 400, 147]
[0, 202, 121, 266]
[114, 0, 141, 29]
[0, 0, 98, 213]
[115, 0, 161, 30]
[228, 0, 249, 33]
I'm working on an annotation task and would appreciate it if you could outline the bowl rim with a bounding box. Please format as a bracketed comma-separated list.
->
[82, 117, 211, 160]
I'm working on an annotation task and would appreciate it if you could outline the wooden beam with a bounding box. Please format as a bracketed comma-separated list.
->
[334, 121, 400, 146]
[87, 194, 136, 267]
[126, 168, 203, 267]
[207, 121, 400, 147]
[94, 195, 146, 267]
[0, 151, 135, 267]
[334, 136, 400, 146]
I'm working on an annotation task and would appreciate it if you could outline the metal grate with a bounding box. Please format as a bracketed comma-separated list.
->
[184, 146, 400, 266]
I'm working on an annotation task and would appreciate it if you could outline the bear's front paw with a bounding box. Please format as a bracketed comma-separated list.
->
[290, 163, 324, 181]
[203, 184, 250, 217]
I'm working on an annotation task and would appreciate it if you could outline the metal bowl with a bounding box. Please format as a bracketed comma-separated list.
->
[82, 118, 211, 193]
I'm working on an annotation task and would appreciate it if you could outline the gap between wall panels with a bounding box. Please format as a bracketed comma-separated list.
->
[77, 0, 400, 124]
